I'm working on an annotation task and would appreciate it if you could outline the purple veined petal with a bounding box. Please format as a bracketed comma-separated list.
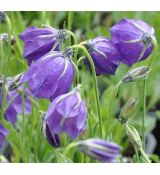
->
[86, 37, 121, 75]
[19, 26, 56, 41]
[31, 59, 65, 98]
[110, 18, 155, 66]
[110, 19, 144, 37]
[76, 101, 87, 130]
[129, 19, 155, 35]
[19, 26, 61, 64]
[23, 39, 57, 65]
[21, 49, 74, 99]
[45, 85, 87, 140]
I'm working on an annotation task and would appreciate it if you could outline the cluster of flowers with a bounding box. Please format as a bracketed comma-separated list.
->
[0, 15, 156, 162]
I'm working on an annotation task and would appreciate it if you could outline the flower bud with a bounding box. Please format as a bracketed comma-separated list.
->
[119, 98, 137, 124]
[76, 138, 121, 162]
[1, 33, 16, 45]
[122, 66, 151, 83]
[0, 11, 6, 23]
[6, 73, 23, 91]
[126, 124, 142, 150]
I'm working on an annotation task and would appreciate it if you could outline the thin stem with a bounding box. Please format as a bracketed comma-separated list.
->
[135, 148, 140, 163]
[67, 11, 73, 31]
[65, 30, 77, 46]
[77, 56, 85, 67]
[71, 45, 102, 138]
[148, 36, 158, 67]
[142, 79, 147, 150]
[105, 81, 122, 137]
[63, 142, 77, 156]
[71, 61, 79, 84]
[140, 148, 151, 163]
[5, 15, 12, 59]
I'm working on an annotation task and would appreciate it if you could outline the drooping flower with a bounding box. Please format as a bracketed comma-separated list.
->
[0, 123, 9, 148]
[0, 75, 32, 124]
[110, 19, 156, 66]
[85, 36, 121, 75]
[76, 138, 121, 162]
[20, 26, 68, 65]
[21, 48, 74, 99]
[45, 84, 87, 139]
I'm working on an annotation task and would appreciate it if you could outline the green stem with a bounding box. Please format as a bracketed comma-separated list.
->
[67, 11, 73, 31]
[77, 56, 85, 67]
[142, 79, 147, 150]
[71, 45, 102, 138]
[135, 148, 139, 163]
[106, 81, 121, 137]
[71, 61, 79, 84]
[140, 148, 151, 163]
[148, 36, 158, 67]
[63, 142, 77, 156]
[5, 15, 12, 59]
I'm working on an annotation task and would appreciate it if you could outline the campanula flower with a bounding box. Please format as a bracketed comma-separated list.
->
[21, 48, 74, 99]
[85, 36, 121, 75]
[76, 138, 121, 162]
[110, 19, 156, 66]
[20, 26, 68, 65]
[0, 75, 31, 124]
[0, 123, 9, 148]
[45, 84, 87, 139]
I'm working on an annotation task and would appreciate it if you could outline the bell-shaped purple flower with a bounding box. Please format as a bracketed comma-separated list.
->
[0, 75, 32, 124]
[20, 26, 68, 65]
[0, 123, 9, 148]
[110, 19, 156, 66]
[77, 138, 121, 162]
[21, 48, 74, 99]
[45, 85, 87, 139]
[43, 122, 60, 148]
[85, 37, 121, 75]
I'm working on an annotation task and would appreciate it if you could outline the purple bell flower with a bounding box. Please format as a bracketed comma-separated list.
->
[77, 138, 121, 162]
[0, 75, 32, 124]
[21, 48, 74, 99]
[20, 26, 68, 65]
[45, 84, 87, 139]
[110, 19, 156, 66]
[0, 123, 9, 148]
[85, 36, 121, 75]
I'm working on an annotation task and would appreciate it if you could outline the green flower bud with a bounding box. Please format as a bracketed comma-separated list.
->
[119, 98, 137, 124]
[126, 124, 142, 150]
[122, 66, 151, 83]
